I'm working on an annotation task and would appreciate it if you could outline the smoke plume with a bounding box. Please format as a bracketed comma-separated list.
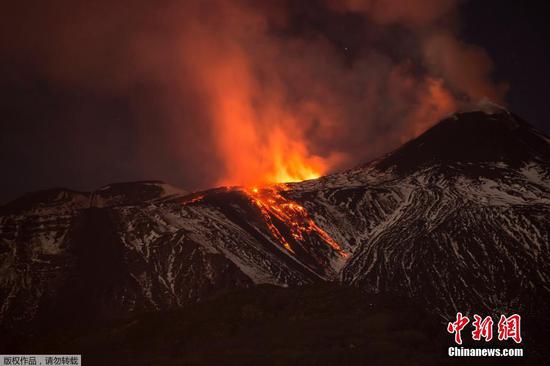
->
[1, 0, 507, 190]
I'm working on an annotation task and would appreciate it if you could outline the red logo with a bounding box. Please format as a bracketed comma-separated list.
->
[447, 313, 521, 344]
[447, 312, 470, 344]
[472, 315, 494, 341]
[497, 314, 522, 343]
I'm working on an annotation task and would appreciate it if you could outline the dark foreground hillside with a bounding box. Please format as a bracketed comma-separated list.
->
[3, 284, 535, 366]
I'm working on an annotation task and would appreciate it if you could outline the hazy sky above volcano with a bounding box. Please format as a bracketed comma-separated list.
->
[1, 0, 549, 203]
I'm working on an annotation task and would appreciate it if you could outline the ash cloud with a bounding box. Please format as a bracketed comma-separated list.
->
[0, 0, 506, 195]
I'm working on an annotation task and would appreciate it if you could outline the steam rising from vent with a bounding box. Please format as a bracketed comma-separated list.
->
[1, 0, 508, 188]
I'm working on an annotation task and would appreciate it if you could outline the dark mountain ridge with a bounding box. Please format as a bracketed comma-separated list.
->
[375, 108, 550, 175]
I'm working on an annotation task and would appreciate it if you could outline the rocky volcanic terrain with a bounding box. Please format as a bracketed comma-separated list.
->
[1, 104, 549, 364]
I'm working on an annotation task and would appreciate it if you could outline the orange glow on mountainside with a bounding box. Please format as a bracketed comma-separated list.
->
[244, 184, 348, 258]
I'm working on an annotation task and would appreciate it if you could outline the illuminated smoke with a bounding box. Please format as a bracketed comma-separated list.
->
[1, 0, 507, 189]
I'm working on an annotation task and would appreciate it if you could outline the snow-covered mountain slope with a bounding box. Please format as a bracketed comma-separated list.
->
[0, 181, 191, 328]
[0, 183, 346, 330]
[291, 163, 550, 317]
[1, 108, 550, 333]
[289, 109, 550, 318]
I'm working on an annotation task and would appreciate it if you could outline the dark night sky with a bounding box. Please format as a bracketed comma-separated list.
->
[1, 0, 549, 204]
[460, 0, 550, 132]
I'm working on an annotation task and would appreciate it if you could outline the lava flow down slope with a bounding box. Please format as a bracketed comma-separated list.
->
[1, 105, 550, 355]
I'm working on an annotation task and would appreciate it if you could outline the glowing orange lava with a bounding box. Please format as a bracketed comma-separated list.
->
[181, 193, 205, 205]
[244, 184, 348, 258]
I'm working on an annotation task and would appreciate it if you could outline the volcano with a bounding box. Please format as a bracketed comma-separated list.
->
[1, 105, 550, 363]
